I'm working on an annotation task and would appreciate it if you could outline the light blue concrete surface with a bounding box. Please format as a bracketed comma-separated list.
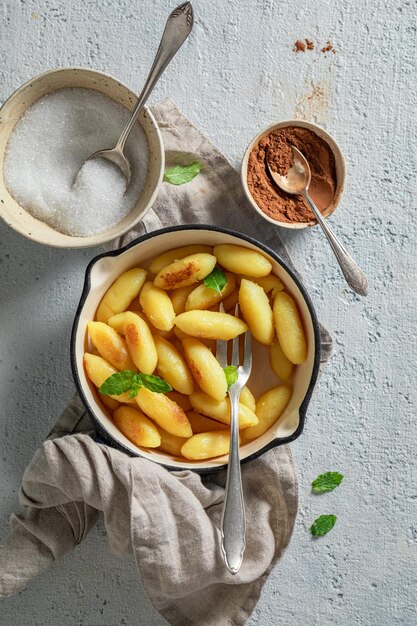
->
[0, 1, 416, 624]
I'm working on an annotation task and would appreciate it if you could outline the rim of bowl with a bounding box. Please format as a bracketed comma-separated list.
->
[70, 224, 322, 474]
[0, 66, 164, 248]
[241, 119, 346, 229]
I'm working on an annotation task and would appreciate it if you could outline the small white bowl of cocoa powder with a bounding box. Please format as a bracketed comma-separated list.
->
[241, 120, 346, 228]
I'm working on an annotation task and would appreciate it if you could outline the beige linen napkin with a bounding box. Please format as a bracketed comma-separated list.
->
[0, 100, 332, 626]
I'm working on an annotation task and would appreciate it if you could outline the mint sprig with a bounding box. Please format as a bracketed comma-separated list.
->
[310, 514, 337, 537]
[163, 161, 201, 185]
[99, 370, 136, 396]
[312, 472, 344, 494]
[129, 374, 144, 398]
[139, 373, 173, 393]
[99, 370, 172, 398]
[204, 267, 227, 293]
[224, 365, 238, 389]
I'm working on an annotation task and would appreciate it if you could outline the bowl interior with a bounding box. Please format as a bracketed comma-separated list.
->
[0, 68, 163, 247]
[73, 227, 319, 471]
[241, 119, 346, 229]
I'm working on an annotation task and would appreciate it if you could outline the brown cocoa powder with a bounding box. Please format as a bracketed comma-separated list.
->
[293, 38, 314, 52]
[321, 41, 335, 53]
[293, 39, 336, 54]
[293, 40, 306, 52]
[247, 126, 337, 223]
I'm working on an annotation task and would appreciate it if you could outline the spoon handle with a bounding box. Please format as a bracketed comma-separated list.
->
[116, 2, 193, 151]
[304, 192, 368, 296]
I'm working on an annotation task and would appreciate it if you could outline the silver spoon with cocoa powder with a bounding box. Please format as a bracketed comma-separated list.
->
[267, 145, 368, 296]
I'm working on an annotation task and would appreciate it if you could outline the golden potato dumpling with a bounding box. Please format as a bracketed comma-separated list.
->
[269, 338, 294, 382]
[135, 387, 192, 438]
[157, 428, 189, 456]
[273, 292, 307, 364]
[107, 311, 157, 374]
[237, 274, 284, 294]
[222, 289, 239, 312]
[181, 431, 232, 460]
[99, 393, 120, 411]
[173, 327, 216, 352]
[175, 310, 248, 340]
[189, 391, 258, 428]
[154, 335, 194, 395]
[134, 310, 174, 340]
[170, 285, 196, 315]
[154, 253, 217, 290]
[96, 268, 147, 323]
[187, 411, 228, 434]
[166, 390, 192, 412]
[213, 244, 272, 277]
[149, 245, 213, 275]
[239, 279, 274, 345]
[139, 282, 176, 331]
[173, 326, 194, 342]
[244, 384, 292, 440]
[185, 272, 236, 311]
[239, 386, 256, 413]
[113, 406, 161, 448]
[182, 337, 227, 401]
[83, 353, 135, 404]
[87, 321, 135, 371]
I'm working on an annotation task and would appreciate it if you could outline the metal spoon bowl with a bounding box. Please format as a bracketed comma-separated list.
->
[75, 2, 193, 188]
[267, 146, 368, 296]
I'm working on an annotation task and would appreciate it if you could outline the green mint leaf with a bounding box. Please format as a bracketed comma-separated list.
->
[139, 373, 172, 393]
[224, 365, 238, 389]
[312, 472, 344, 493]
[204, 267, 227, 293]
[99, 370, 171, 396]
[163, 161, 201, 185]
[128, 380, 143, 398]
[99, 370, 136, 396]
[310, 514, 337, 537]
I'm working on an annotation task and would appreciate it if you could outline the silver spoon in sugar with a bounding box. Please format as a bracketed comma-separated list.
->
[75, 2, 193, 188]
[267, 145, 368, 296]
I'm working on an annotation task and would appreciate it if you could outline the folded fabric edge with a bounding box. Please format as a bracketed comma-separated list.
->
[0, 524, 53, 597]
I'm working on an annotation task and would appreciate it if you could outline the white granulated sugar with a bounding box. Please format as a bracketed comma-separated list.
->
[3, 88, 149, 237]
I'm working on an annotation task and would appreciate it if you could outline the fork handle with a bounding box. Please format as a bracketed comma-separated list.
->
[116, 2, 193, 151]
[220, 391, 246, 574]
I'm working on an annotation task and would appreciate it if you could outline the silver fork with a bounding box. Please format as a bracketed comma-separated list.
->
[216, 302, 252, 574]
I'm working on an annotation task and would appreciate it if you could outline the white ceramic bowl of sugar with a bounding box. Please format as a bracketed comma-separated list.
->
[0, 68, 164, 248]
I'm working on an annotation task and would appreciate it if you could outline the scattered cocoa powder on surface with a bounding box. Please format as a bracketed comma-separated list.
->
[247, 126, 337, 223]
[293, 38, 314, 52]
[321, 41, 335, 53]
[293, 40, 306, 52]
[293, 39, 336, 54]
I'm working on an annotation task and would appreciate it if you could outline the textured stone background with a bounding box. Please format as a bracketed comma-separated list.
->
[0, 0, 416, 624]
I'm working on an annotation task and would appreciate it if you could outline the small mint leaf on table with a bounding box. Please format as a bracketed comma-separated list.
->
[224, 365, 238, 389]
[99, 370, 136, 396]
[204, 267, 227, 293]
[163, 161, 201, 185]
[139, 373, 172, 393]
[312, 472, 344, 494]
[310, 514, 337, 537]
